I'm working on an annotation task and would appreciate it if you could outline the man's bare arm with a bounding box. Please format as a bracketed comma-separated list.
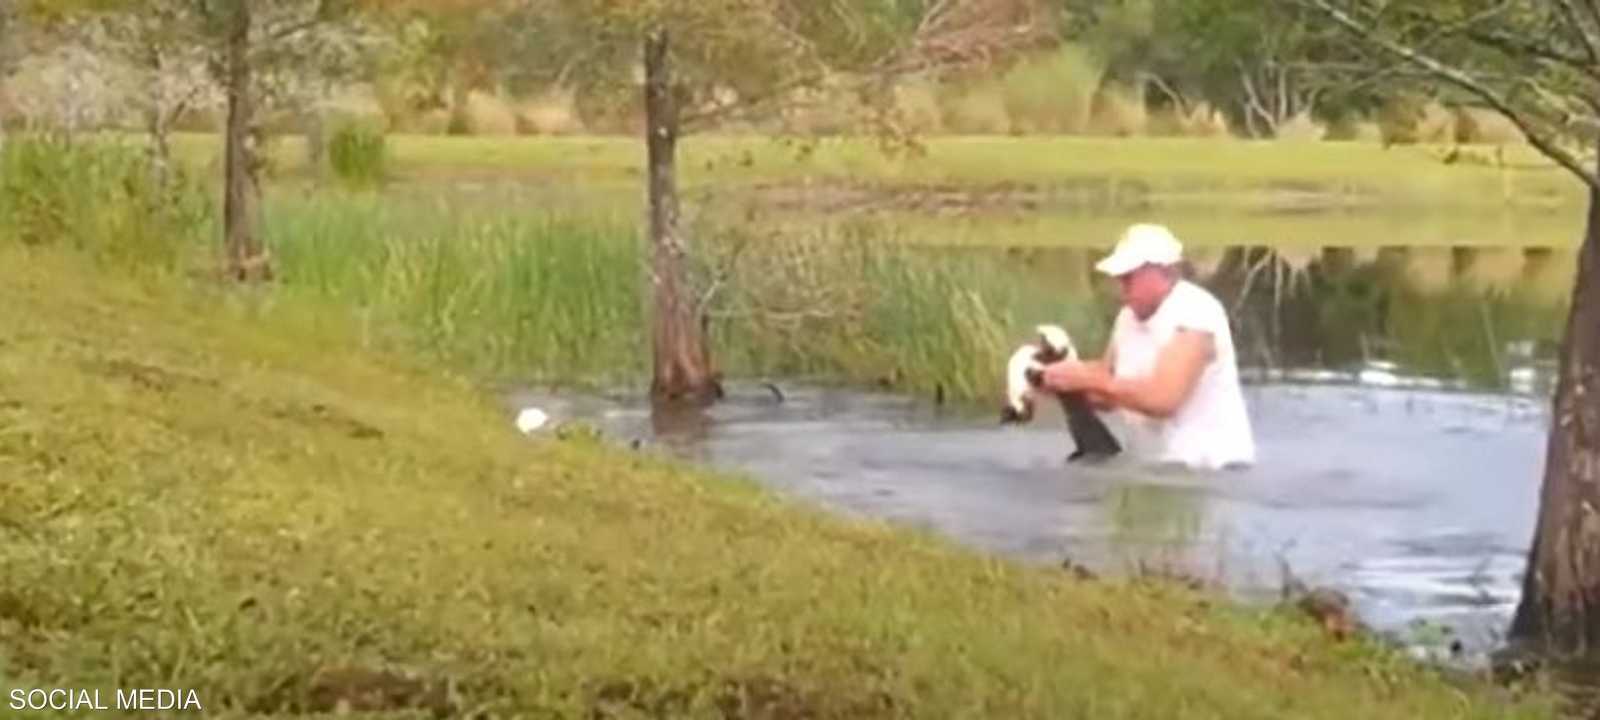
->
[1082, 342, 1117, 410]
[1096, 329, 1213, 419]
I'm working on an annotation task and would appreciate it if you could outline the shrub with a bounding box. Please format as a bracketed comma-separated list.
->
[327, 118, 388, 188]
[1000, 44, 1106, 135]
[938, 80, 1012, 135]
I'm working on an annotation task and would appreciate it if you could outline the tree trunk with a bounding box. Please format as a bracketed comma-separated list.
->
[143, 48, 171, 192]
[644, 28, 719, 405]
[222, 2, 269, 282]
[304, 108, 326, 181]
[1508, 148, 1600, 656]
[147, 106, 172, 192]
[447, 76, 471, 135]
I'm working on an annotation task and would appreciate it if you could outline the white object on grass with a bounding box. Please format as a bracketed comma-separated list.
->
[515, 407, 550, 434]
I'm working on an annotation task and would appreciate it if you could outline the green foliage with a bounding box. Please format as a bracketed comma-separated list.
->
[1055, 0, 1377, 136]
[1000, 44, 1106, 134]
[0, 133, 210, 271]
[326, 116, 388, 187]
[1299, 0, 1595, 186]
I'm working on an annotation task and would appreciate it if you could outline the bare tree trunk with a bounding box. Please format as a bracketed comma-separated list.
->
[1509, 147, 1600, 655]
[223, 2, 269, 282]
[143, 47, 172, 192]
[304, 108, 326, 180]
[147, 107, 172, 191]
[644, 28, 719, 405]
[447, 75, 471, 135]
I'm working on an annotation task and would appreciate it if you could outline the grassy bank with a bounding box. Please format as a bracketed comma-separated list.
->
[0, 242, 1558, 718]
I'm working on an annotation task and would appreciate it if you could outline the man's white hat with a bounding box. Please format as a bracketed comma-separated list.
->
[1094, 223, 1184, 276]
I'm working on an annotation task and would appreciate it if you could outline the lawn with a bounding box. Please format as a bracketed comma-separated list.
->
[170, 132, 1586, 209]
[166, 132, 1591, 252]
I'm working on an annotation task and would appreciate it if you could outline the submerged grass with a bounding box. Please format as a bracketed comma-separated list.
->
[0, 243, 1559, 719]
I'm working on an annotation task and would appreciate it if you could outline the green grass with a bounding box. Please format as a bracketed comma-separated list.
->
[0, 133, 209, 268]
[260, 187, 1107, 404]
[164, 131, 1590, 258]
[0, 243, 1559, 719]
[263, 190, 646, 390]
[0, 132, 1096, 406]
[170, 132, 1587, 211]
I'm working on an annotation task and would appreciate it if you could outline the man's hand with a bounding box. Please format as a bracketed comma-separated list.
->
[1041, 360, 1111, 395]
[1084, 389, 1116, 411]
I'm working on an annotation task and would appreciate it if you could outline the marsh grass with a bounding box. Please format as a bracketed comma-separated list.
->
[264, 191, 645, 388]
[325, 117, 389, 188]
[262, 190, 1108, 404]
[1384, 284, 1570, 389]
[0, 245, 1560, 718]
[0, 132, 210, 271]
[702, 221, 1108, 402]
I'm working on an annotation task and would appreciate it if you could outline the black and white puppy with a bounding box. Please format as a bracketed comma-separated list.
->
[1000, 325, 1122, 463]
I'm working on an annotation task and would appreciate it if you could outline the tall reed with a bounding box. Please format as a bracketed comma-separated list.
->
[264, 191, 645, 388]
[702, 220, 1111, 402]
[262, 191, 1105, 403]
[0, 132, 211, 271]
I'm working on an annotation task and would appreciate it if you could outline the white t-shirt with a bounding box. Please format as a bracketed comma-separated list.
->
[1108, 279, 1256, 470]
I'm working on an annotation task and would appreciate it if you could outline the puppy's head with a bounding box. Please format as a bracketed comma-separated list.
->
[1034, 324, 1077, 363]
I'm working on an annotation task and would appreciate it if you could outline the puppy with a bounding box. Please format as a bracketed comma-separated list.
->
[1001, 324, 1121, 463]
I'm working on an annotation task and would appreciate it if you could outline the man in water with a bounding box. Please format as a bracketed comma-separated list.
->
[1040, 223, 1256, 470]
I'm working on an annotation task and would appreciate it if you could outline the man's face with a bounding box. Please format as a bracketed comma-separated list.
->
[1117, 264, 1174, 320]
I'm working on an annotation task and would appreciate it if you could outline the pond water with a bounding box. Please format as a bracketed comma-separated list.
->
[511, 240, 1576, 687]
[509, 378, 1548, 662]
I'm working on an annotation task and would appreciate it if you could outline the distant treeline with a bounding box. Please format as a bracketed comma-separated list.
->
[0, 0, 1527, 145]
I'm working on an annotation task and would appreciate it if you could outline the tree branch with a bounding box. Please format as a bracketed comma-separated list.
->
[1552, 0, 1600, 65]
[1300, 0, 1600, 190]
[265, 0, 338, 43]
[680, 69, 830, 130]
[1464, 27, 1600, 80]
[1566, 0, 1600, 59]
[1140, 72, 1192, 115]
[1238, 62, 1276, 136]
